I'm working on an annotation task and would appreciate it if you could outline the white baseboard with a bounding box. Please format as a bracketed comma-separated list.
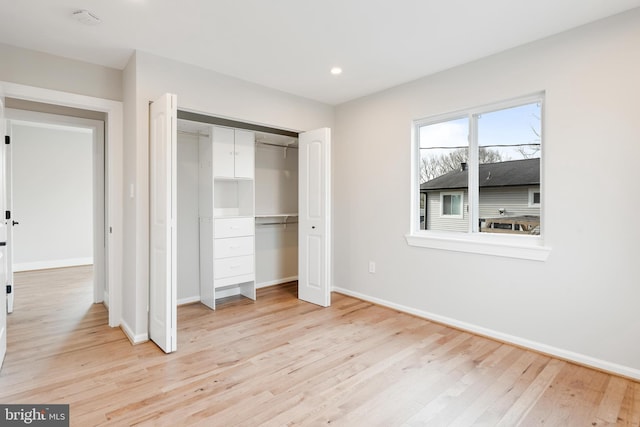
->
[332, 286, 640, 381]
[178, 296, 201, 306]
[256, 276, 298, 289]
[120, 319, 148, 345]
[14, 257, 93, 272]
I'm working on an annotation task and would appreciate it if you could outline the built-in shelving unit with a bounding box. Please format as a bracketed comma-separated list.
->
[199, 126, 256, 310]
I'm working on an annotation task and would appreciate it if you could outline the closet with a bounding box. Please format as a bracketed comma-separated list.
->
[176, 119, 298, 309]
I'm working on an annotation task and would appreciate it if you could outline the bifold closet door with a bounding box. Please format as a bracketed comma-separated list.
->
[149, 93, 178, 354]
[298, 128, 331, 307]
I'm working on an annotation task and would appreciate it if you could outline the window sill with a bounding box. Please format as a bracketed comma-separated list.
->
[405, 231, 551, 261]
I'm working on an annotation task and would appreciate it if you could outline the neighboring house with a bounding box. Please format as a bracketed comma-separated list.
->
[420, 158, 540, 234]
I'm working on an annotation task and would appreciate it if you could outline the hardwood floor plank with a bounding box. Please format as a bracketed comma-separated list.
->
[495, 358, 565, 426]
[617, 381, 640, 426]
[592, 376, 629, 424]
[1, 267, 640, 426]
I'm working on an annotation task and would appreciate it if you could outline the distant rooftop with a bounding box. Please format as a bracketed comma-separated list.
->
[420, 158, 540, 191]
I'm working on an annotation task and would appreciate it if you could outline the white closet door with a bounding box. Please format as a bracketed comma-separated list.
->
[149, 93, 177, 353]
[298, 128, 331, 307]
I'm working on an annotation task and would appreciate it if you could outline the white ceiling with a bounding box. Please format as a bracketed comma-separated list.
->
[1, 0, 639, 105]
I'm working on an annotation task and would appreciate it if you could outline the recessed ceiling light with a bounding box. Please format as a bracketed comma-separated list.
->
[330, 67, 343, 75]
[72, 9, 101, 26]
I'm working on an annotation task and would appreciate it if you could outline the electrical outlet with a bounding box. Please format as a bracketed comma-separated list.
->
[368, 261, 376, 274]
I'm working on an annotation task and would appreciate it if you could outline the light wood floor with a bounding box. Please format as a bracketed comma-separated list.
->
[1, 267, 639, 426]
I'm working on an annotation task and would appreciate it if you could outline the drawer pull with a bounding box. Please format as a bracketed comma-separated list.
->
[230, 265, 241, 269]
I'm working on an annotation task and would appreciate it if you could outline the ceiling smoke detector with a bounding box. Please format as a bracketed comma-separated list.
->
[72, 9, 101, 26]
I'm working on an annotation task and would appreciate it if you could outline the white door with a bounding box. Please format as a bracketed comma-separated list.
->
[298, 128, 331, 307]
[4, 122, 13, 314]
[0, 95, 7, 368]
[149, 93, 177, 353]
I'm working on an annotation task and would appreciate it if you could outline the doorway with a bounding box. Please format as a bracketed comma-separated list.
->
[0, 81, 123, 329]
[6, 109, 106, 307]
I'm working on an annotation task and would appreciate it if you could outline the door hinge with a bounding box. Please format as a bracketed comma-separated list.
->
[6, 284, 12, 294]
[4, 135, 10, 145]
[5, 211, 10, 220]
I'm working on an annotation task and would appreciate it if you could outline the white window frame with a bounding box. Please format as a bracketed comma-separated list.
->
[406, 93, 551, 261]
[440, 191, 464, 218]
[528, 188, 541, 207]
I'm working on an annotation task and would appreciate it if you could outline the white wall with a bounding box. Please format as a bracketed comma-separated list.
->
[121, 52, 139, 337]
[0, 43, 122, 102]
[333, 9, 640, 377]
[121, 51, 334, 339]
[12, 123, 93, 270]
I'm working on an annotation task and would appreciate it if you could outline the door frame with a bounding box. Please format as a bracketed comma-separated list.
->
[5, 110, 106, 304]
[0, 81, 123, 327]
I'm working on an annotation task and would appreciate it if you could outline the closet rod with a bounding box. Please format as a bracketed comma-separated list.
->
[256, 221, 299, 226]
[177, 129, 210, 137]
[255, 140, 299, 149]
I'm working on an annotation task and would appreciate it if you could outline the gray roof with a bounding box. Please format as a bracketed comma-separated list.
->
[420, 158, 540, 191]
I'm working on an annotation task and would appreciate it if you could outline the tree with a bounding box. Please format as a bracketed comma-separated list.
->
[516, 116, 542, 159]
[420, 147, 505, 183]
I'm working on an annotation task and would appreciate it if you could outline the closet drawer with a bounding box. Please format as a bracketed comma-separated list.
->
[214, 255, 253, 279]
[215, 236, 254, 259]
[214, 217, 254, 238]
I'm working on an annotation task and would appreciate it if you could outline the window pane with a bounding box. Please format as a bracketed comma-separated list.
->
[443, 195, 453, 215]
[419, 117, 469, 232]
[451, 194, 462, 215]
[478, 102, 541, 235]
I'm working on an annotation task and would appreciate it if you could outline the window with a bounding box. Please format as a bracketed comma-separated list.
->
[408, 94, 550, 261]
[441, 192, 463, 217]
[529, 188, 541, 207]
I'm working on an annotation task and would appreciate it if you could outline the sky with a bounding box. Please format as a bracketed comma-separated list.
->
[419, 101, 541, 165]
